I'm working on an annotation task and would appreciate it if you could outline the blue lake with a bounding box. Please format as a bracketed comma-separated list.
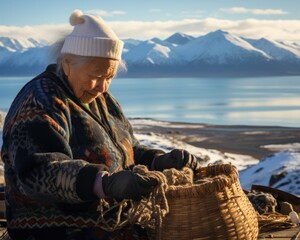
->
[0, 76, 300, 127]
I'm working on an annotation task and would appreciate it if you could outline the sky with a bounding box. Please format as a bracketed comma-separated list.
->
[1, 0, 300, 43]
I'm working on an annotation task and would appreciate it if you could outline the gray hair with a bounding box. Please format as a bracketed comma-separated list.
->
[52, 38, 127, 78]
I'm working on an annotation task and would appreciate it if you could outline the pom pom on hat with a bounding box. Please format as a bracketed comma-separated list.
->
[69, 9, 85, 26]
[61, 9, 124, 60]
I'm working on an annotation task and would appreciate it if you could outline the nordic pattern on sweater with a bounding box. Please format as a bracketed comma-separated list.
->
[1, 65, 164, 229]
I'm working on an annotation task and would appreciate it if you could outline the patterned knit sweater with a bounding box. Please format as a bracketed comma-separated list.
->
[1, 64, 164, 229]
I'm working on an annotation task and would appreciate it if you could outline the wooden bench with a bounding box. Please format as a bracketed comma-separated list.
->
[258, 226, 300, 239]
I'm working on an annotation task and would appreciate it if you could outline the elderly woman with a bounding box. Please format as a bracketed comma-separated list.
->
[1, 10, 200, 240]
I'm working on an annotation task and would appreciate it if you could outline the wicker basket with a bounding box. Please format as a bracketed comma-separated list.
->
[154, 164, 258, 240]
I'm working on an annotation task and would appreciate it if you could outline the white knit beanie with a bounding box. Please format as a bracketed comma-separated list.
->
[61, 10, 124, 60]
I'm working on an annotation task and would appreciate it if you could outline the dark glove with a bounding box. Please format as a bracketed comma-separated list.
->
[152, 149, 201, 172]
[101, 170, 158, 201]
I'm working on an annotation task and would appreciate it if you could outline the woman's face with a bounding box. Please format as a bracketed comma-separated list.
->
[65, 57, 119, 104]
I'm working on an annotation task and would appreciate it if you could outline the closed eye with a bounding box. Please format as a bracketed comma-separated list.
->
[88, 73, 114, 82]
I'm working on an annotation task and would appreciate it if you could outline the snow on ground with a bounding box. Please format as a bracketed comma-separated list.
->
[0, 111, 5, 151]
[130, 118, 204, 129]
[0, 111, 5, 127]
[137, 128, 300, 196]
[134, 132, 259, 171]
[240, 151, 300, 196]
[131, 118, 259, 170]
[131, 118, 300, 196]
[242, 131, 269, 135]
[261, 143, 300, 152]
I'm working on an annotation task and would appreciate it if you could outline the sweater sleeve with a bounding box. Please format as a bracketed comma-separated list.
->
[4, 94, 103, 203]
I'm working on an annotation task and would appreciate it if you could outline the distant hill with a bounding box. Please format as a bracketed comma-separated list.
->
[240, 151, 300, 196]
[1, 30, 300, 77]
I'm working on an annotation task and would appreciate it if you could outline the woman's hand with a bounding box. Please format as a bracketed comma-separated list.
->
[99, 170, 158, 201]
[152, 149, 201, 172]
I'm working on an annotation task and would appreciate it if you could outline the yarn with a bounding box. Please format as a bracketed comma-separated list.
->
[247, 190, 277, 214]
[258, 212, 296, 232]
[96, 165, 194, 236]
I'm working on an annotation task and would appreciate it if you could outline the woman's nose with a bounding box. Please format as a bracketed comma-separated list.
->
[94, 79, 107, 92]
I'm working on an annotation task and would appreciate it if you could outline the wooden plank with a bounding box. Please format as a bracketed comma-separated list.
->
[258, 226, 300, 239]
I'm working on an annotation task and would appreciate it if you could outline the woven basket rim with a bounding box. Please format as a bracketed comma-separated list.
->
[166, 164, 239, 197]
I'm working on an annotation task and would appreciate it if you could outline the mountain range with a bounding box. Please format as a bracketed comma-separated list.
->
[1, 30, 300, 77]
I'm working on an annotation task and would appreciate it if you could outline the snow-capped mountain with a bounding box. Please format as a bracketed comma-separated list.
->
[279, 41, 300, 51]
[0, 37, 52, 75]
[244, 37, 300, 61]
[0, 37, 47, 52]
[164, 32, 195, 45]
[240, 151, 300, 196]
[177, 30, 271, 63]
[122, 38, 142, 54]
[123, 37, 180, 65]
[1, 30, 300, 76]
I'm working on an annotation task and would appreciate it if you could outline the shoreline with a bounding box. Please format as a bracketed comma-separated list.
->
[130, 118, 300, 160]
